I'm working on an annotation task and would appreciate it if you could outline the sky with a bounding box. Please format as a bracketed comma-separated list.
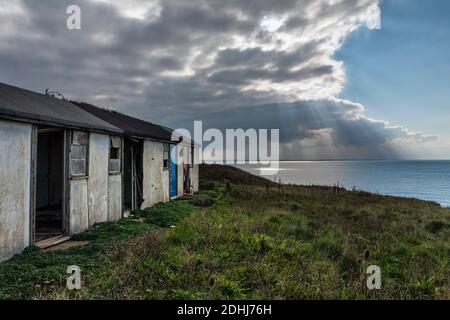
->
[337, 0, 450, 159]
[0, 0, 449, 160]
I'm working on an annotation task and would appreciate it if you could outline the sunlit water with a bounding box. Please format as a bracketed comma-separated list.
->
[235, 161, 450, 207]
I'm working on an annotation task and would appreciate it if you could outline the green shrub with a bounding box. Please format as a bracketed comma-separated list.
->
[290, 203, 302, 212]
[191, 195, 216, 207]
[425, 220, 450, 234]
[132, 201, 195, 227]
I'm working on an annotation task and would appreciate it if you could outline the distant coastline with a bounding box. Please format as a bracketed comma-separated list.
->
[235, 160, 450, 208]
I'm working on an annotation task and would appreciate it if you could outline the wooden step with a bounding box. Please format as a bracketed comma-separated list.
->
[35, 235, 71, 249]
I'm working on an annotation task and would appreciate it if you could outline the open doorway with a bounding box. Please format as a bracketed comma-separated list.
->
[123, 138, 143, 211]
[35, 128, 65, 241]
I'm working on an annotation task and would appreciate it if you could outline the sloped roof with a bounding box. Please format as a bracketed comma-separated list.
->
[74, 101, 177, 143]
[0, 82, 122, 134]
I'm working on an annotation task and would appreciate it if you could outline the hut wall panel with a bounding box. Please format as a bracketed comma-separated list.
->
[0, 120, 32, 261]
[88, 133, 109, 226]
[142, 140, 164, 208]
[69, 178, 89, 235]
[108, 174, 122, 221]
[162, 169, 170, 202]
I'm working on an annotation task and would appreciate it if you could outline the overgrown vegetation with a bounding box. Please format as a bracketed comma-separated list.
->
[130, 201, 196, 227]
[1, 164, 449, 300]
[0, 219, 151, 299]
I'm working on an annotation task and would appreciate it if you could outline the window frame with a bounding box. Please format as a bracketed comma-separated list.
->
[109, 136, 122, 174]
[70, 131, 89, 178]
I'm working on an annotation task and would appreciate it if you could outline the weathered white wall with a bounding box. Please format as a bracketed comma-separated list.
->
[70, 133, 122, 232]
[88, 133, 109, 226]
[162, 169, 170, 202]
[69, 178, 89, 235]
[0, 120, 32, 261]
[142, 140, 165, 208]
[108, 174, 122, 221]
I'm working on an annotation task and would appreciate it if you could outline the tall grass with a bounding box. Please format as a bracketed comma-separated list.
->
[1, 165, 449, 300]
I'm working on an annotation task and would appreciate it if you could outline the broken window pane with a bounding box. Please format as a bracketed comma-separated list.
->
[110, 147, 119, 160]
[163, 143, 170, 170]
[111, 136, 121, 148]
[72, 131, 89, 146]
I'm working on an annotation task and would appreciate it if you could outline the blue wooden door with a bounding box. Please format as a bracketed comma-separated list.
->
[169, 145, 178, 198]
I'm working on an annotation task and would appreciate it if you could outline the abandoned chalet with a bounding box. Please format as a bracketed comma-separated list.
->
[0, 82, 199, 261]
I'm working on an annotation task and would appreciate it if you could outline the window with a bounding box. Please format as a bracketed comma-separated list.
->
[110, 136, 122, 173]
[163, 143, 170, 170]
[70, 131, 89, 177]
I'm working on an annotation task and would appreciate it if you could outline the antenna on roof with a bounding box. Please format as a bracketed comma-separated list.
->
[102, 106, 116, 112]
[44, 89, 66, 100]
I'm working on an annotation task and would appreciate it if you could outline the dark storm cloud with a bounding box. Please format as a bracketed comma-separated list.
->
[168, 99, 434, 145]
[0, 0, 437, 159]
[208, 65, 334, 85]
[166, 99, 437, 159]
[214, 43, 321, 70]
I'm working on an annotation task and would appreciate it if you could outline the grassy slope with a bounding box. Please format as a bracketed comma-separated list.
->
[0, 164, 449, 299]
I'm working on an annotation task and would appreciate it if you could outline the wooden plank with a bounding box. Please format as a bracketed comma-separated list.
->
[36, 235, 68, 248]
[45, 240, 90, 252]
[35, 235, 71, 249]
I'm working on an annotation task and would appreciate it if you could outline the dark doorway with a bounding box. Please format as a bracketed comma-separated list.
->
[183, 163, 191, 194]
[123, 138, 143, 211]
[35, 128, 65, 239]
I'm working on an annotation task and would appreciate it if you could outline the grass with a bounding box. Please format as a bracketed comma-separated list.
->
[0, 164, 449, 300]
[130, 201, 195, 227]
[0, 219, 151, 299]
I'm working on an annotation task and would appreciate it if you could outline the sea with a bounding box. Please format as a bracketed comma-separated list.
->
[235, 160, 450, 208]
